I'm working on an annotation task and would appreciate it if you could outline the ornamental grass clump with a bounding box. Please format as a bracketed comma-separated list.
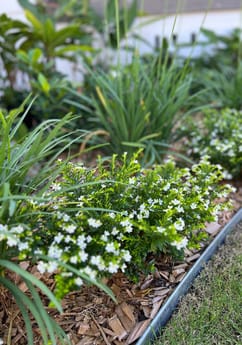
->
[180, 108, 242, 178]
[16, 152, 234, 299]
[0, 100, 113, 345]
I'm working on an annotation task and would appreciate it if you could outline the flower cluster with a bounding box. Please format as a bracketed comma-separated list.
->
[180, 108, 242, 178]
[9, 152, 233, 299]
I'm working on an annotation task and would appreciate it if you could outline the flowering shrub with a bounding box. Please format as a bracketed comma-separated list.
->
[180, 108, 242, 178]
[7, 152, 233, 299]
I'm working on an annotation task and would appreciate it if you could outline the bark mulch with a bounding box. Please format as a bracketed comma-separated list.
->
[0, 185, 241, 345]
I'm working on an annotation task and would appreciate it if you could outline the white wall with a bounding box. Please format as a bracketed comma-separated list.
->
[1, 1, 241, 80]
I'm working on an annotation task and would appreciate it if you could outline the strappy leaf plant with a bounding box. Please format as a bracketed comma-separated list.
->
[67, 55, 197, 164]
[0, 98, 114, 344]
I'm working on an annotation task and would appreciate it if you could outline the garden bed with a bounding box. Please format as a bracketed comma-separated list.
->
[1, 187, 241, 345]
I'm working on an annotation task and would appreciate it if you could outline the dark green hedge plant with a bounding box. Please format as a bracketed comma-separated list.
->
[15, 151, 234, 299]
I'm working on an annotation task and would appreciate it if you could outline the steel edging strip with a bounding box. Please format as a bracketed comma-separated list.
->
[136, 208, 242, 345]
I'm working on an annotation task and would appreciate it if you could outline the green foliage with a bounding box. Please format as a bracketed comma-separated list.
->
[190, 28, 242, 69]
[15, 152, 233, 299]
[0, 3, 93, 124]
[180, 108, 242, 178]
[194, 65, 242, 110]
[0, 100, 114, 344]
[68, 56, 197, 163]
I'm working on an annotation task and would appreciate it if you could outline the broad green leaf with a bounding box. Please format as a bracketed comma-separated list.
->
[37, 73, 50, 94]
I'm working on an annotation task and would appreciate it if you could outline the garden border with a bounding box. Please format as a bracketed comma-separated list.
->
[136, 207, 242, 345]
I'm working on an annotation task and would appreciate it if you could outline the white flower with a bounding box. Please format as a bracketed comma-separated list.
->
[48, 245, 62, 259]
[91, 255, 105, 270]
[125, 225, 133, 233]
[54, 233, 64, 243]
[86, 235, 92, 243]
[88, 218, 102, 228]
[106, 242, 118, 254]
[0, 224, 8, 231]
[51, 183, 61, 191]
[108, 212, 116, 219]
[122, 250, 131, 262]
[70, 256, 78, 264]
[65, 224, 76, 234]
[37, 261, 47, 274]
[7, 236, 18, 247]
[171, 237, 188, 250]
[77, 235, 87, 249]
[108, 262, 119, 273]
[18, 242, 29, 250]
[79, 251, 88, 262]
[63, 214, 70, 222]
[10, 225, 24, 234]
[120, 219, 131, 227]
[174, 218, 185, 231]
[157, 226, 166, 234]
[101, 231, 110, 242]
[190, 203, 197, 210]
[75, 277, 83, 286]
[163, 183, 170, 191]
[64, 235, 72, 243]
[172, 199, 180, 205]
[176, 205, 184, 213]
[111, 227, 119, 235]
[129, 177, 136, 184]
[46, 261, 58, 273]
[83, 267, 96, 279]
[139, 203, 146, 212]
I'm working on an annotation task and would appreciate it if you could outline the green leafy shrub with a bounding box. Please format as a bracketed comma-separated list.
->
[15, 152, 233, 299]
[180, 108, 242, 178]
[0, 100, 113, 344]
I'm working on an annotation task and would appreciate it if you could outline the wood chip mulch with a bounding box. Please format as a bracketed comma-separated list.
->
[0, 186, 241, 345]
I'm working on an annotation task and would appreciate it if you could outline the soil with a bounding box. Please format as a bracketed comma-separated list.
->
[0, 185, 241, 345]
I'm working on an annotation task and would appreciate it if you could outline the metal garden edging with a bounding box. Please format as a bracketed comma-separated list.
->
[136, 208, 242, 345]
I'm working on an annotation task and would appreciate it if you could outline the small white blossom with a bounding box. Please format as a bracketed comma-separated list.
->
[111, 227, 119, 235]
[106, 242, 118, 254]
[46, 261, 58, 273]
[75, 277, 83, 286]
[88, 218, 102, 228]
[108, 262, 119, 273]
[157, 226, 166, 234]
[79, 251, 88, 262]
[7, 236, 18, 247]
[77, 235, 87, 249]
[48, 245, 62, 259]
[171, 237, 188, 250]
[10, 225, 24, 234]
[54, 233, 63, 243]
[129, 177, 136, 184]
[176, 205, 184, 213]
[63, 214, 70, 222]
[123, 250, 132, 262]
[65, 224, 76, 234]
[120, 219, 131, 227]
[108, 212, 116, 219]
[190, 203, 197, 210]
[163, 183, 170, 191]
[174, 218, 185, 231]
[101, 231, 110, 242]
[18, 242, 29, 250]
[37, 261, 47, 274]
[125, 225, 133, 233]
[70, 256, 78, 264]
